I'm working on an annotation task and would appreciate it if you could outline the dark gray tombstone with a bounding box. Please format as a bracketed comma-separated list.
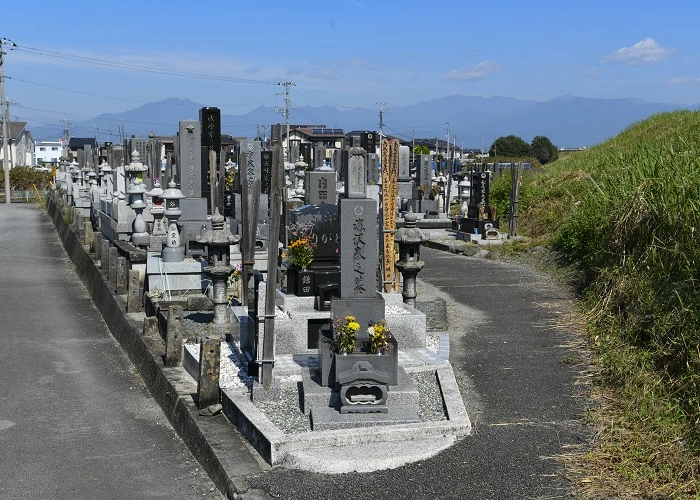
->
[299, 143, 312, 165]
[330, 149, 339, 172]
[470, 169, 490, 205]
[305, 171, 337, 205]
[261, 150, 273, 195]
[178, 120, 203, 198]
[200, 107, 221, 212]
[343, 147, 366, 199]
[289, 204, 339, 264]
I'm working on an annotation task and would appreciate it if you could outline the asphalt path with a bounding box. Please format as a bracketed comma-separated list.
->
[248, 246, 591, 499]
[0, 204, 223, 499]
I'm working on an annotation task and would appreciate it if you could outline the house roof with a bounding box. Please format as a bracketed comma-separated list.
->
[1, 122, 27, 141]
[68, 137, 98, 149]
[294, 127, 345, 139]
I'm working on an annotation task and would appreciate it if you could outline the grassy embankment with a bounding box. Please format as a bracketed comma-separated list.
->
[491, 110, 700, 498]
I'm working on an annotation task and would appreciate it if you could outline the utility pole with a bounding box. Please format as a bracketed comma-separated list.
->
[1, 37, 16, 205]
[445, 122, 450, 174]
[376, 101, 387, 166]
[277, 81, 294, 161]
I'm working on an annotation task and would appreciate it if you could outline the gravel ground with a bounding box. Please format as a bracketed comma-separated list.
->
[183, 310, 447, 433]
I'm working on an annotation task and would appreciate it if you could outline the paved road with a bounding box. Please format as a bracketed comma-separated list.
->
[248, 247, 590, 499]
[0, 204, 222, 499]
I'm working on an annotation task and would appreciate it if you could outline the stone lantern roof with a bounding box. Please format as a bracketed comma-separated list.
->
[125, 150, 148, 173]
[396, 208, 430, 246]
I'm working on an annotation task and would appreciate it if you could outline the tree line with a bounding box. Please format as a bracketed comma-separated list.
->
[489, 135, 558, 164]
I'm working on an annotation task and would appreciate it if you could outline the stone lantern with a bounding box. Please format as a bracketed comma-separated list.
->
[435, 173, 447, 212]
[127, 178, 149, 247]
[196, 209, 241, 325]
[146, 179, 167, 251]
[99, 161, 113, 200]
[293, 155, 308, 198]
[458, 176, 470, 217]
[161, 179, 185, 262]
[394, 208, 430, 307]
[125, 150, 148, 188]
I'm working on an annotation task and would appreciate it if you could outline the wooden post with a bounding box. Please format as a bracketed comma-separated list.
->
[381, 139, 399, 292]
[509, 162, 524, 237]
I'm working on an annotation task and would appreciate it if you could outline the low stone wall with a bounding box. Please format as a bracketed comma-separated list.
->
[44, 191, 255, 498]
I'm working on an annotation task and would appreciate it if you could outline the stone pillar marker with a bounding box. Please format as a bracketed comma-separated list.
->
[108, 246, 118, 285]
[165, 305, 184, 367]
[127, 270, 142, 313]
[116, 257, 127, 295]
[100, 240, 109, 269]
[197, 336, 221, 409]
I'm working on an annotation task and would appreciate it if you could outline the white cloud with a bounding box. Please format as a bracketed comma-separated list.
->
[602, 38, 673, 65]
[585, 67, 599, 76]
[444, 61, 501, 81]
[669, 77, 689, 85]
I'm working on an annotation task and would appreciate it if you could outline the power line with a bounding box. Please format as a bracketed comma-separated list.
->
[14, 45, 280, 85]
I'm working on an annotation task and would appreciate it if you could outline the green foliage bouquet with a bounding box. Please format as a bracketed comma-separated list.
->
[333, 315, 359, 354]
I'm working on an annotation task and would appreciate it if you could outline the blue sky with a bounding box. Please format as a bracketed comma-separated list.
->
[2, 0, 699, 141]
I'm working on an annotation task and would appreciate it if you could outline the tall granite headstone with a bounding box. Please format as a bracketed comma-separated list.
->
[200, 107, 221, 213]
[398, 146, 410, 180]
[313, 145, 327, 170]
[343, 147, 366, 199]
[178, 120, 203, 199]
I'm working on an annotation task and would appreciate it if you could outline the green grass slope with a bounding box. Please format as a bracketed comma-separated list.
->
[506, 110, 700, 497]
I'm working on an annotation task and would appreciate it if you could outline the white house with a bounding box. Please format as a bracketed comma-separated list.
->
[35, 141, 64, 166]
[0, 121, 35, 168]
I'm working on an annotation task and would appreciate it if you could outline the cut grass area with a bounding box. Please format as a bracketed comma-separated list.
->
[492, 110, 700, 498]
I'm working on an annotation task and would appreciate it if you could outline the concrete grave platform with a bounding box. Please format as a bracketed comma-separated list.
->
[182, 340, 470, 473]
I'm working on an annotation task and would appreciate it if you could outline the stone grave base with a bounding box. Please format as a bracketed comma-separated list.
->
[182, 341, 471, 472]
[455, 230, 506, 245]
[302, 367, 421, 430]
[146, 255, 206, 293]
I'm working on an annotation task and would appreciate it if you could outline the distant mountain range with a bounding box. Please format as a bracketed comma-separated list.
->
[30, 95, 697, 149]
